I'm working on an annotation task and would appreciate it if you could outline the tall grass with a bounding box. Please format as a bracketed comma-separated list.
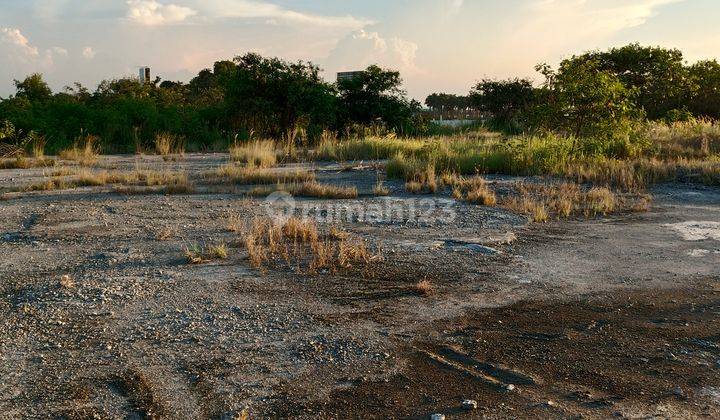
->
[321, 122, 719, 191]
[230, 140, 279, 168]
[59, 135, 100, 166]
[315, 135, 427, 162]
[154, 133, 185, 159]
[646, 118, 720, 158]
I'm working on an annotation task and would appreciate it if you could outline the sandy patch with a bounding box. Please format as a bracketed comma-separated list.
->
[664, 221, 720, 241]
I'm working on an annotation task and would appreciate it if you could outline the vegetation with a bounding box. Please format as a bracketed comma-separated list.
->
[238, 217, 377, 274]
[2, 43, 718, 197]
[0, 55, 422, 154]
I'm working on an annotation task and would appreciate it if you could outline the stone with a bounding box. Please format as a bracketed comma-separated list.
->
[462, 399, 478, 410]
[430, 414, 445, 420]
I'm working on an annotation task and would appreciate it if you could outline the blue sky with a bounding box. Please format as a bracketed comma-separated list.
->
[1, 0, 718, 100]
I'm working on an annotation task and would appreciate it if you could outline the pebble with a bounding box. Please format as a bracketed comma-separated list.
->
[462, 399, 478, 410]
[505, 384, 516, 391]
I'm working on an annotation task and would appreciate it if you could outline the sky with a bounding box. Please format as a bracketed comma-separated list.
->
[1, 0, 719, 101]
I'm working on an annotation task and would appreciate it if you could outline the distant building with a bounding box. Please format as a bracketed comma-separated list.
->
[337, 71, 363, 83]
[139, 67, 151, 84]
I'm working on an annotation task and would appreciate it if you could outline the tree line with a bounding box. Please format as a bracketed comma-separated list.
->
[2, 44, 720, 155]
[427, 44, 720, 141]
[0, 53, 422, 153]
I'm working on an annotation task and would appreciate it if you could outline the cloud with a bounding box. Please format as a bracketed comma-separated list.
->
[52, 47, 69, 57]
[126, 0, 197, 25]
[526, 0, 683, 38]
[1, 28, 39, 57]
[201, 0, 371, 29]
[323, 30, 421, 76]
[82, 47, 96, 59]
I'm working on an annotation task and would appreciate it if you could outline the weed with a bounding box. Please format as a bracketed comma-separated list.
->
[464, 178, 497, 206]
[59, 275, 75, 289]
[214, 165, 315, 185]
[59, 135, 100, 166]
[208, 243, 229, 259]
[184, 242, 228, 264]
[230, 140, 278, 168]
[373, 178, 390, 196]
[586, 187, 616, 215]
[413, 279, 434, 296]
[0, 156, 55, 169]
[238, 217, 378, 274]
[154, 132, 184, 159]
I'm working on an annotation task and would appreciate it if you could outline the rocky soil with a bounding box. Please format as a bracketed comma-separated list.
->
[0, 154, 719, 419]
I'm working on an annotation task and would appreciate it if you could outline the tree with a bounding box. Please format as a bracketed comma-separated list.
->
[14, 74, 52, 102]
[534, 59, 640, 142]
[222, 53, 337, 138]
[470, 79, 534, 130]
[337, 65, 416, 132]
[569, 44, 691, 120]
[688, 60, 720, 119]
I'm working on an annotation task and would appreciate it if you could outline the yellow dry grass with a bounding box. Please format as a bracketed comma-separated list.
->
[229, 140, 278, 168]
[239, 217, 377, 274]
[59, 135, 100, 166]
[214, 165, 315, 185]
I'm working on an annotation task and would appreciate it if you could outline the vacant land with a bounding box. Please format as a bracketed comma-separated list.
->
[1, 152, 719, 419]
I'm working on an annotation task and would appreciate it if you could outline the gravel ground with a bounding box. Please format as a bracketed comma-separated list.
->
[0, 154, 719, 419]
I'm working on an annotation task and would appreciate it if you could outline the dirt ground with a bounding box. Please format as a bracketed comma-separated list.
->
[1, 154, 719, 419]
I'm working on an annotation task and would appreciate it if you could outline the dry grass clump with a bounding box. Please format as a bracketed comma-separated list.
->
[282, 217, 320, 243]
[329, 226, 350, 240]
[50, 167, 76, 177]
[59, 135, 100, 166]
[20, 169, 193, 194]
[184, 242, 228, 264]
[586, 187, 616, 215]
[239, 217, 378, 274]
[214, 165, 315, 185]
[227, 213, 244, 233]
[31, 137, 45, 158]
[446, 175, 497, 206]
[290, 182, 358, 199]
[466, 187, 497, 206]
[463, 179, 497, 206]
[373, 178, 390, 196]
[500, 181, 638, 222]
[0, 156, 56, 169]
[59, 275, 75, 289]
[413, 279, 434, 296]
[646, 119, 720, 158]
[249, 181, 358, 199]
[405, 181, 424, 194]
[230, 140, 278, 168]
[404, 163, 438, 194]
[502, 196, 550, 223]
[154, 133, 184, 160]
[163, 173, 194, 194]
[25, 178, 74, 192]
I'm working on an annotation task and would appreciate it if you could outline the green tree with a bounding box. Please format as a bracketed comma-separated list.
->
[570, 44, 691, 120]
[688, 60, 720, 119]
[222, 53, 337, 139]
[534, 59, 640, 145]
[14, 74, 52, 102]
[470, 79, 535, 131]
[337, 65, 416, 133]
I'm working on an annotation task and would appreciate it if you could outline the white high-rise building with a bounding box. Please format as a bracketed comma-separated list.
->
[139, 67, 151, 84]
